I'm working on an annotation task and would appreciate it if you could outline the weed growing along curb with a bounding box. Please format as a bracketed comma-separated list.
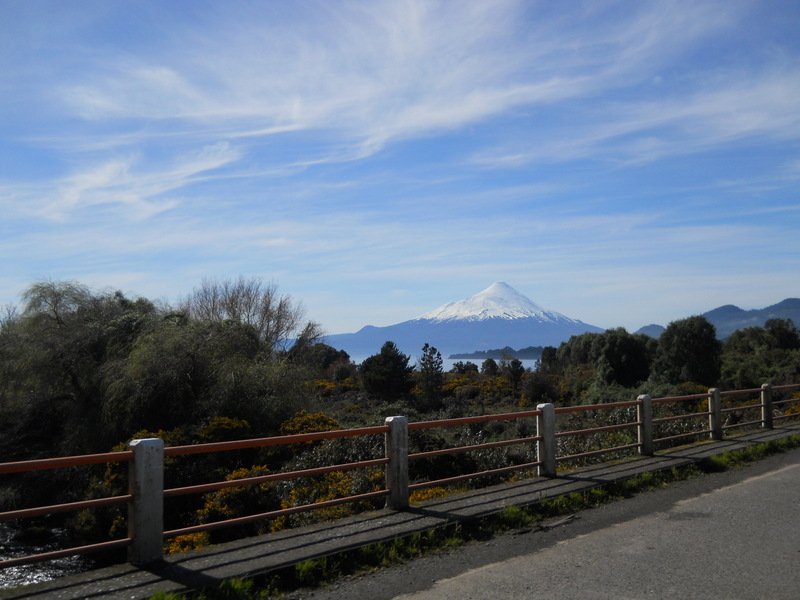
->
[148, 434, 800, 600]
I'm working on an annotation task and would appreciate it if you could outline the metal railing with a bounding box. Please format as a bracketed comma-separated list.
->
[1, 382, 798, 570]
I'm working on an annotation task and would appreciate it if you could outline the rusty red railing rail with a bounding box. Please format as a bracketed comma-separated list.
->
[163, 425, 389, 457]
[0, 450, 133, 475]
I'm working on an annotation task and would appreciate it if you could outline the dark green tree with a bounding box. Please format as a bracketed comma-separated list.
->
[720, 321, 800, 389]
[500, 357, 525, 392]
[543, 329, 653, 388]
[652, 316, 721, 386]
[415, 343, 444, 411]
[481, 357, 499, 377]
[521, 370, 558, 404]
[360, 341, 414, 401]
[764, 318, 800, 350]
[450, 360, 479, 374]
[537, 346, 558, 373]
[289, 342, 349, 375]
[594, 328, 653, 387]
[555, 332, 603, 368]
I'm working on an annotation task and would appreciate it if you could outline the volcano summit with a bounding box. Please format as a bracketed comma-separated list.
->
[324, 282, 603, 360]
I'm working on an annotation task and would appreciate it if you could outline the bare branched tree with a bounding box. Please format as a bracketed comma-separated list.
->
[0, 304, 18, 329]
[182, 276, 322, 351]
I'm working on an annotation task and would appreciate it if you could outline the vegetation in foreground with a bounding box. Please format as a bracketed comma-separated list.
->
[145, 435, 800, 599]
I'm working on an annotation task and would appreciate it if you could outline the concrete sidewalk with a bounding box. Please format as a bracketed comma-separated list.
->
[2, 423, 799, 600]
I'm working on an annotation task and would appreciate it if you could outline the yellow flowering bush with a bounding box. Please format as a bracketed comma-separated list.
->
[163, 532, 210, 555]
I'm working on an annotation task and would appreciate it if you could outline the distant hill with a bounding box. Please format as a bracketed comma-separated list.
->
[635, 298, 800, 339]
[324, 282, 603, 360]
[449, 346, 545, 361]
[635, 324, 666, 338]
[703, 298, 800, 338]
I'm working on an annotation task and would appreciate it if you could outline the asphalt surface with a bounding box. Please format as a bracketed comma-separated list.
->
[295, 445, 800, 600]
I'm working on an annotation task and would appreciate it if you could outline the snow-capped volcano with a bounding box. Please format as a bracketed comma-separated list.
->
[414, 282, 576, 323]
[325, 282, 603, 360]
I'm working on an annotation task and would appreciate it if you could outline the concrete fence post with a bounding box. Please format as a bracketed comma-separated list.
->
[637, 394, 654, 456]
[761, 383, 774, 429]
[536, 403, 557, 477]
[128, 438, 164, 565]
[708, 388, 723, 441]
[385, 416, 409, 510]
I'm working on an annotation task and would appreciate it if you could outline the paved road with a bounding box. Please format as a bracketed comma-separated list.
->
[299, 447, 800, 600]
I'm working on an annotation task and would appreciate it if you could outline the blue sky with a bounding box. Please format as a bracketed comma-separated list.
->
[2, 0, 799, 335]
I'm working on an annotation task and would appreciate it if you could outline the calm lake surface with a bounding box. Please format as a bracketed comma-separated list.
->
[349, 356, 539, 372]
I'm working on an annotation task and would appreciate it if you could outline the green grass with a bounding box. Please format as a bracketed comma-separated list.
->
[150, 433, 800, 599]
[702, 434, 800, 471]
[149, 577, 268, 600]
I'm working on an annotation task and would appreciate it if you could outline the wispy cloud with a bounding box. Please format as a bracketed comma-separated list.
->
[472, 64, 800, 169]
[49, 1, 750, 161]
[3, 142, 241, 221]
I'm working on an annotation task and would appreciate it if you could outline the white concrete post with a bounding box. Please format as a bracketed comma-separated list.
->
[637, 394, 654, 456]
[536, 403, 557, 477]
[708, 388, 723, 441]
[385, 416, 409, 510]
[761, 383, 774, 429]
[128, 438, 164, 564]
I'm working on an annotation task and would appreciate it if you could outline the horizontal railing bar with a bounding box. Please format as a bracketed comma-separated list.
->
[773, 398, 800, 406]
[410, 410, 542, 430]
[0, 538, 131, 570]
[654, 429, 712, 444]
[164, 458, 389, 498]
[163, 490, 389, 539]
[773, 384, 800, 391]
[721, 403, 762, 413]
[409, 436, 541, 461]
[652, 411, 712, 424]
[774, 413, 800, 421]
[409, 460, 543, 491]
[723, 419, 764, 430]
[555, 399, 640, 414]
[557, 442, 641, 462]
[651, 392, 711, 404]
[720, 387, 763, 396]
[555, 422, 638, 438]
[0, 451, 133, 475]
[164, 426, 389, 457]
[0, 494, 132, 522]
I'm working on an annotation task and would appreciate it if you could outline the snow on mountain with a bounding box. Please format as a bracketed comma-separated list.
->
[414, 282, 576, 323]
[324, 282, 603, 360]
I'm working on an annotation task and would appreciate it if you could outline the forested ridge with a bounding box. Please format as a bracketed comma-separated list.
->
[1, 278, 799, 556]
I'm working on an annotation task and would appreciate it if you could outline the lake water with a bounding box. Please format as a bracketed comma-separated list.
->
[349, 356, 539, 372]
